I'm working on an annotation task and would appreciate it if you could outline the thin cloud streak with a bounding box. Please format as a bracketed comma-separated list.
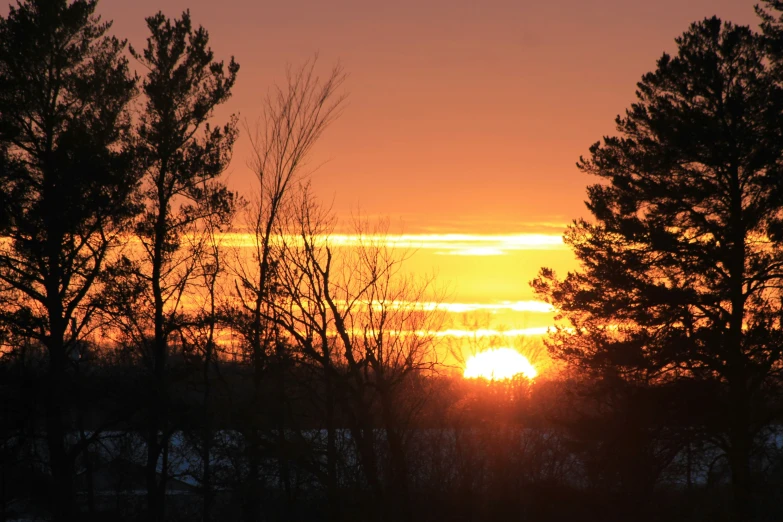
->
[438, 300, 554, 313]
[216, 232, 565, 253]
[331, 299, 554, 313]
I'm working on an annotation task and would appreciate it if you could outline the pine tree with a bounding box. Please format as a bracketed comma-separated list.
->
[130, 11, 238, 521]
[533, 17, 783, 520]
[0, 1, 138, 519]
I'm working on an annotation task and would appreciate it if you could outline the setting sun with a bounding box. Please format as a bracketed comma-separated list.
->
[463, 348, 538, 381]
[4, 0, 776, 519]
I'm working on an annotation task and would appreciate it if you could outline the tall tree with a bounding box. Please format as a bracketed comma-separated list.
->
[0, 1, 138, 519]
[233, 58, 345, 384]
[532, 17, 783, 521]
[228, 59, 345, 521]
[129, 11, 238, 521]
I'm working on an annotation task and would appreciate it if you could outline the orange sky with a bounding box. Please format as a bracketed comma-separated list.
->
[95, 0, 762, 357]
[102, 0, 758, 233]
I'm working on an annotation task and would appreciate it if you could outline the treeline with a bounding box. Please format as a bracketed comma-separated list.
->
[5, 0, 783, 521]
[0, 1, 454, 521]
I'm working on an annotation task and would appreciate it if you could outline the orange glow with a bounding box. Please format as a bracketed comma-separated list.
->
[463, 348, 538, 381]
[212, 232, 566, 253]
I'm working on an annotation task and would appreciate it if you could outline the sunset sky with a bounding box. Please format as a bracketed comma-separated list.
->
[100, 0, 760, 351]
[4, 1, 779, 514]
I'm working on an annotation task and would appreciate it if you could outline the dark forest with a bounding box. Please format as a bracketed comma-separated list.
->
[4, 1, 783, 521]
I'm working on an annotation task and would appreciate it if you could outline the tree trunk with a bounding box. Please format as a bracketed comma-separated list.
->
[145, 429, 163, 521]
[78, 423, 95, 520]
[45, 286, 74, 522]
[45, 352, 74, 522]
[350, 412, 384, 522]
[274, 345, 292, 517]
[147, 202, 169, 522]
[380, 389, 412, 522]
[325, 375, 340, 522]
[43, 223, 75, 522]
[202, 342, 213, 522]
[729, 383, 753, 522]
[726, 162, 752, 521]
[242, 434, 261, 522]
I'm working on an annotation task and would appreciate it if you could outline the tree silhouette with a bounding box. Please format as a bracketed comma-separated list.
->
[272, 196, 443, 522]
[119, 11, 238, 521]
[227, 59, 345, 521]
[0, 1, 138, 519]
[533, 17, 783, 521]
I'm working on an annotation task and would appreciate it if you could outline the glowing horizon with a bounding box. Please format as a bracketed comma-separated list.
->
[111, 229, 568, 357]
[211, 231, 566, 255]
[464, 347, 538, 380]
[328, 299, 553, 314]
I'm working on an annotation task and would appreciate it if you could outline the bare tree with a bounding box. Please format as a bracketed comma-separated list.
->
[271, 192, 444, 521]
[231, 58, 346, 375]
[226, 58, 346, 521]
[176, 211, 229, 522]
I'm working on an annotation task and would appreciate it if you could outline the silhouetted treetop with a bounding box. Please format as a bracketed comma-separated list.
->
[0, 0, 138, 253]
[534, 17, 783, 521]
[131, 12, 238, 184]
[540, 18, 783, 362]
[582, 17, 783, 244]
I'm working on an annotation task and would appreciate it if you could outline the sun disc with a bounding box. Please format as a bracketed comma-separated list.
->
[463, 348, 538, 380]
